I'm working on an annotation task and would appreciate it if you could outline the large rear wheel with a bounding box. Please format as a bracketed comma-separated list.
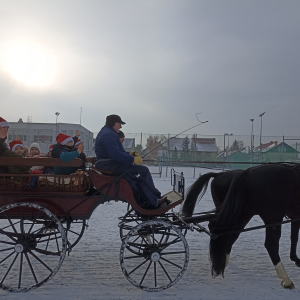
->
[0, 202, 67, 292]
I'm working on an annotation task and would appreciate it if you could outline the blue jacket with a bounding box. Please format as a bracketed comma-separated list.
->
[51, 144, 79, 175]
[95, 125, 134, 164]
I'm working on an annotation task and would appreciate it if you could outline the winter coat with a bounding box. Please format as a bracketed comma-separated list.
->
[95, 125, 134, 164]
[51, 144, 79, 175]
[0, 137, 9, 173]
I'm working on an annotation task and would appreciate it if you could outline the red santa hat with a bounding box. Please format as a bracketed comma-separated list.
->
[56, 133, 73, 146]
[75, 139, 84, 146]
[9, 140, 24, 152]
[0, 117, 9, 128]
[48, 144, 53, 151]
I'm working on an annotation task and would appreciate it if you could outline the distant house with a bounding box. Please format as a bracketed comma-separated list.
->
[159, 137, 218, 161]
[259, 142, 299, 162]
[123, 138, 135, 152]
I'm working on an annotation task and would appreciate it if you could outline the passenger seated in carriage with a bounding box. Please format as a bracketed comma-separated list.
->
[95, 114, 168, 208]
[0, 117, 10, 173]
[51, 133, 84, 175]
[7, 140, 31, 176]
[118, 130, 125, 143]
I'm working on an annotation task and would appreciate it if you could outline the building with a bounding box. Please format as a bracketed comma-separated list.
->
[7, 118, 94, 154]
[257, 142, 300, 162]
[159, 137, 218, 161]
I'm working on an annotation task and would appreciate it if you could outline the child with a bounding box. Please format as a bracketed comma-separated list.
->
[43, 145, 54, 174]
[51, 133, 84, 175]
[7, 140, 31, 175]
[28, 142, 48, 172]
[74, 139, 86, 170]
[28, 143, 45, 157]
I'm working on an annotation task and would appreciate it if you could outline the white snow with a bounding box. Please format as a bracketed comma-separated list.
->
[0, 166, 300, 299]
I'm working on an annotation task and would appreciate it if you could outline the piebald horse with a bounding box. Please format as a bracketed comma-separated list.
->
[182, 164, 300, 289]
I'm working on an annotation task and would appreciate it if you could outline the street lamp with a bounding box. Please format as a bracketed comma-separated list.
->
[55, 112, 60, 136]
[250, 119, 254, 152]
[259, 112, 265, 151]
[223, 133, 233, 166]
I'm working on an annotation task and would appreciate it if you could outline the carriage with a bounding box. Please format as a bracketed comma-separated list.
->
[0, 156, 206, 292]
[2, 157, 299, 292]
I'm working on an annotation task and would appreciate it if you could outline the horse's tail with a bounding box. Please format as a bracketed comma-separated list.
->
[182, 172, 219, 217]
[209, 170, 250, 277]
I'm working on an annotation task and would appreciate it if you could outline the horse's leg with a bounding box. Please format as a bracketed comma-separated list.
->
[224, 213, 253, 267]
[263, 223, 295, 289]
[290, 220, 300, 267]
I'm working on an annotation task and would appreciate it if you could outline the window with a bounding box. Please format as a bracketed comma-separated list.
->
[68, 130, 73, 137]
[33, 136, 52, 143]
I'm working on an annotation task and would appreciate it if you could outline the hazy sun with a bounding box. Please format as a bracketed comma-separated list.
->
[0, 40, 57, 87]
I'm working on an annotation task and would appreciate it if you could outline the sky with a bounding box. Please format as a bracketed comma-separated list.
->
[0, 0, 299, 137]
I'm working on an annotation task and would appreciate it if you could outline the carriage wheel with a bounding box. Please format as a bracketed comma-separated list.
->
[0, 202, 67, 292]
[64, 219, 87, 250]
[119, 210, 170, 256]
[120, 219, 189, 291]
[39, 219, 87, 251]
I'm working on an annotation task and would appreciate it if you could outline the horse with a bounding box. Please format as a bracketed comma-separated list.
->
[182, 164, 300, 289]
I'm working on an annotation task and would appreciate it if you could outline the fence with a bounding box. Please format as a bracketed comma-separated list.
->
[91, 132, 300, 170]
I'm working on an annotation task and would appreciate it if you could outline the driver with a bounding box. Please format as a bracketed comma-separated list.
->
[95, 114, 167, 208]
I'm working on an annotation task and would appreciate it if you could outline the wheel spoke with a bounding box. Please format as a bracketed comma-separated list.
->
[24, 253, 38, 284]
[18, 253, 23, 288]
[0, 240, 15, 246]
[55, 233, 60, 252]
[27, 213, 40, 234]
[36, 235, 62, 244]
[124, 254, 145, 259]
[20, 206, 24, 235]
[158, 228, 167, 246]
[0, 251, 15, 264]
[158, 261, 172, 283]
[140, 260, 152, 285]
[29, 251, 53, 272]
[33, 248, 61, 256]
[0, 247, 15, 253]
[5, 213, 18, 235]
[1, 221, 20, 230]
[160, 251, 186, 256]
[154, 262, 157, 287]
[67, 229, 80, 236]
[129, 259, 148, 275]
[160, 257, 182, 269]
[1, 253, 19, 284]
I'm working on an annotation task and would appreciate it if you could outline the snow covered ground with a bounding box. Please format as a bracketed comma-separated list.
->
[1, 166, 300, 300]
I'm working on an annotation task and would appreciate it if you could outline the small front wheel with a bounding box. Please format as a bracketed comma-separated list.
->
[120, 219, 189, 292]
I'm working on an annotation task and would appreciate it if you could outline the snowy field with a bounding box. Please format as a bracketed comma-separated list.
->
[1, 166, 300, 300]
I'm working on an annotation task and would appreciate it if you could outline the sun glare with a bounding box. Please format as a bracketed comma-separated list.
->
[0, 40, 57, 87]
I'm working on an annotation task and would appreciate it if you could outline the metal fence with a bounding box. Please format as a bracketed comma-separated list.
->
[91, 132, 300, 170]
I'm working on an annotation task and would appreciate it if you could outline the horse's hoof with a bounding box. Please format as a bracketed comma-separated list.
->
[281, 280, 295, 290]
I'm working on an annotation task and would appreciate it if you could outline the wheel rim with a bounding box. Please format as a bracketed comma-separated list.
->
[119, 210, 170, 256]
[120, 219, 189, 292]
[0, 202, 67, 292]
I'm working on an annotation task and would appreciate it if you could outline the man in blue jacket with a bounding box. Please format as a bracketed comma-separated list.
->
[95, 115, 166, 208]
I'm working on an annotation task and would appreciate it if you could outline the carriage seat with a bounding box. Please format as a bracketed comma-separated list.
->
[89, 167, 183, 216]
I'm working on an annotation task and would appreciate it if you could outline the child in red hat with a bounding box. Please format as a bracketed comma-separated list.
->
[6, 140, 31, 176]
[51, 133, 84, 175]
